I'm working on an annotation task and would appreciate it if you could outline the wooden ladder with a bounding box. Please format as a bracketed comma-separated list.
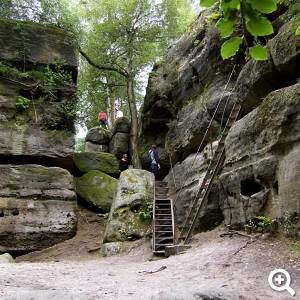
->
[152, 181, 175, 254]
[178, 102, 242, 244]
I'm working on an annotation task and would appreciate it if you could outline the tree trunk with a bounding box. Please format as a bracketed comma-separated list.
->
[127, 76, 141, 168]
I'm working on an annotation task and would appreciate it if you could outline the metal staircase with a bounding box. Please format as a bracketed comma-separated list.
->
[152, 181, 175, 254]
[178, 102, 242, 244]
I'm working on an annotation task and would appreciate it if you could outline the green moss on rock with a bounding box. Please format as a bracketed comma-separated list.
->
[75, 170, 118, 212]
[74, 152, 119, 175]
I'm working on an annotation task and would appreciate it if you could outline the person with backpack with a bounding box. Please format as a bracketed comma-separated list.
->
[148, 144, 159, 177]
[98, 111, 108, 128]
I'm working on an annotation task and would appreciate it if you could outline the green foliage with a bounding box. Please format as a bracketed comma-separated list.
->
[0, 0, 80, 32]
[244, 216, 275, 233]
[200, 0, 282, 60]
[16, 96, 31, 111]
[249, 45, 269, 60]
[75, 137, 85, 153]
[279, 212, 299, 237]
[75, 0, 195, 129]
[139, 202, 153, 222]
[216, 18, 235, 38]
[246, 16, 274, 36]
[205, 11, 223, 23]
[221, 36, 242, 59]
[296, 25, 300, 35]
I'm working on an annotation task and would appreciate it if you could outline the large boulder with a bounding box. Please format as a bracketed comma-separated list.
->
[0, 165, 77, 255]
[220, 83, 300, 226]
[73, 152, 119, 175]
[103, 169, 154, 242]
[75, 170, 118, 212]
[112, 117, 130, 135]
[109, 132, 129, 157]
[85, 142, 108, 153]
[85, 126, 110, 145]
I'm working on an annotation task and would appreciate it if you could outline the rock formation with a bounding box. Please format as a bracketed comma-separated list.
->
[102, 169, 154, 255]
[0, 20, 78, 255]
[84, 117, 130, 158]
[140, 7, 300, 232]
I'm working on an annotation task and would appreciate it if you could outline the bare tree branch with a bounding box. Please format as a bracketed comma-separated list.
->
[79, 48, 129, 78]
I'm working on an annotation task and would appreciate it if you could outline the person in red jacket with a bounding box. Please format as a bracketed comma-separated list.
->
[98, 111, 108, 128]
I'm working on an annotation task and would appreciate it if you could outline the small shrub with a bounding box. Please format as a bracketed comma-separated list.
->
[139, 202, 153, 222]
[16, 96, 31, 111]
[244, 215, 276, 234]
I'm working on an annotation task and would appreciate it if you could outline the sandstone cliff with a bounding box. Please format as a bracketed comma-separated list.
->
[140, 6, 300, 231]
[0, 19, 78, 255]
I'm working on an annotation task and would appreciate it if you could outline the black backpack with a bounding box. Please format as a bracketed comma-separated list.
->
[144, 151, 152, 168]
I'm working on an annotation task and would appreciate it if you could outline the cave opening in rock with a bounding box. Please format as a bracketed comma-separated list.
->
[12, 209, 19, 216]
[0, 211, 4, 217]
[240, 177, 263, 197]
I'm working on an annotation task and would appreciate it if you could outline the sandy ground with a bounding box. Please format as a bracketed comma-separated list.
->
[1, 224, 300, 300]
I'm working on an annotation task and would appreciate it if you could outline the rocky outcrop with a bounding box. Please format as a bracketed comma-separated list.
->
[0, 19, 78, 255]
[73, 152, 119, 175]
[220, 84, 300, 227]
[75, 170, 118, 212]
[140, 7, 299, 175]
[140, 6, 300, 232]
[103, 169, 154, 244]
[0, 165, 77, 255]
[84, 117, 130, 158]
[0, 19, 78, 70]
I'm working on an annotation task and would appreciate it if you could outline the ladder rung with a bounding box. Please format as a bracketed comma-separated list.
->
[155, 230, 173, 233]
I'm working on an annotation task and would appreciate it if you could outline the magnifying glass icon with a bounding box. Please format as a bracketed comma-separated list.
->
[268, 269, 296, 296]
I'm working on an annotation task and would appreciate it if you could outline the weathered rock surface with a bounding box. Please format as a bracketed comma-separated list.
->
[0, 165, 76, 201]
[0, 198, 77, 255]
[112, 117, 130, 135]
[109, 132, 130, 157]
[268, 13, 300, 78]
[220, 84, 300, 226]
[0, 125, 74, 169]
[0, 19, 78, 255]
[104, 169, 154, 243]
[75, 170, 118, 212]
[74, 152, 119, 175]
[0, 253, 15, 263]
[0, 165, 77, 255]
[85, 126, 110, 145]
[85, 142, 108, 153]
[0, 19, 78, 69]
[164, 142, 223, 231]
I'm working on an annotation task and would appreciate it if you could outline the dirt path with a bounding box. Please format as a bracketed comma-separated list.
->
[1, 227, 300, 299]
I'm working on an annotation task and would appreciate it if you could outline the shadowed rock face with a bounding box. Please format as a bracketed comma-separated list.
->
[0, 20, 78, 255]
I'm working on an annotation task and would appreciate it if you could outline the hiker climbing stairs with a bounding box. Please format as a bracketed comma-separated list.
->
[178, 102, 242, 244]
[152, 181, 175, 254]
